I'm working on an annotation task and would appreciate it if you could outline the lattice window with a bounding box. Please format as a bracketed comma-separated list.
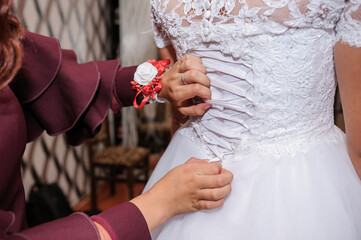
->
[13, 0, 115, 205]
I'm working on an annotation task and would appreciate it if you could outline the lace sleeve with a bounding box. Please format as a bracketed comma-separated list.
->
[150, 5, 171, 48]
[336, 0, 361, 47]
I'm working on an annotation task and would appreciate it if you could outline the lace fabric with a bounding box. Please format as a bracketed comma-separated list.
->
[178, 121, 346, 161]
[151, 0, 361, 56]
[150, 0, 361, 162]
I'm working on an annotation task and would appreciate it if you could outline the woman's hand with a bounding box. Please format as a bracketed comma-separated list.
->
[130, 158, 233, 231]
[158, 55, 212, 116]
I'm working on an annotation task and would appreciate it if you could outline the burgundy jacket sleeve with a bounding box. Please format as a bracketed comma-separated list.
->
[10, 31, 138, 145]
[6, 32, 151, 239]
[4, 212, 100, 240]
[2, 203, 150, 240]
[92, 202, 151, 240]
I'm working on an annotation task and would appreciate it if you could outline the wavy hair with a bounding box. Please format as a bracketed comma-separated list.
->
[0, 0, 24, 90]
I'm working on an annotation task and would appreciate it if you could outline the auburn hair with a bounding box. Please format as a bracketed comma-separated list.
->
[0, 0, 24, 90]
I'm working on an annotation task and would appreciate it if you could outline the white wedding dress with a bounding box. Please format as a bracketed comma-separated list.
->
[143, 1, 361, 239]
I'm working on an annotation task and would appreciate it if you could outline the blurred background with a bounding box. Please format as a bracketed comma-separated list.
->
[12, 0, 344, 226]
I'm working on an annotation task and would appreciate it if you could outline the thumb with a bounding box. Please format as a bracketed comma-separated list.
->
[186, 157, 209, 164]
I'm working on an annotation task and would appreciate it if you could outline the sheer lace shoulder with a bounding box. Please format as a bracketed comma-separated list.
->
[336, 0, 361, 47]
[151, 9, 172, 48]
[150, 0, 361, 57]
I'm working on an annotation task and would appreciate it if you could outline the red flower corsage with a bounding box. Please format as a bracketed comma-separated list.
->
[131, 59, 171, 108]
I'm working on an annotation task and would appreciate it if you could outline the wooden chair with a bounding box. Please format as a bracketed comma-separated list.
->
[87, 117, 150, 211]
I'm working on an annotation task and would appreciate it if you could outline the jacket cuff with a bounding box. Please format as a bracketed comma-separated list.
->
[95, 202, 151, 240]
[114, 66, 138, 108]
[13, 212, 100, 240]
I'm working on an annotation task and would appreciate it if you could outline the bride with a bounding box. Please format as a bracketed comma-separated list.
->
[143, 0, 361, 239]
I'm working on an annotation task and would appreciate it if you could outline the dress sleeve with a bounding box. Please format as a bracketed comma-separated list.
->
[150, 5, 171, 48]
[10, 31, 138, 145]
[336, 0, 361, 47]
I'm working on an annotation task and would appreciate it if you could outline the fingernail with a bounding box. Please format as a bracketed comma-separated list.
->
[204, 104, 212, 110]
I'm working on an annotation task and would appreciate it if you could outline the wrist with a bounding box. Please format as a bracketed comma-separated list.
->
[130, 187, 173, 231]
[157, 67, 172, 100]
[94, 221, 113, 240]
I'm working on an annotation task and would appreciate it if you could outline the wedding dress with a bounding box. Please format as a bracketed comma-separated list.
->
[144, 0, 361, 239]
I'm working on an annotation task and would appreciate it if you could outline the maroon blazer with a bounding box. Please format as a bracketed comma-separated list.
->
[0, 32, 151, 240]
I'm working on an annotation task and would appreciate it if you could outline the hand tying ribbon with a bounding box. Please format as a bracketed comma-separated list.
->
[131, 59, 171, 108]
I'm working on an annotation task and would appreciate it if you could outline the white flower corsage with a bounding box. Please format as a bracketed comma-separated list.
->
[131, 59, 170, 108]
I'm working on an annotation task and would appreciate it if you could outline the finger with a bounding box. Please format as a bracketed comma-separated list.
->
[179, 61, 207, 74]
[198, 184, 232, 201]
[194, 162, 222, 175]
[220, 168, 234, 182]
[195, 199, 225, 210]
[177, 54, 205, 70]
[173, 84, 211, 102]
[199, 170, 233, 188]
[182, 70, 210, 87]
[186, 158, 209, 164]
[178, 103, 212, 116]
[180, 54, 202, 65]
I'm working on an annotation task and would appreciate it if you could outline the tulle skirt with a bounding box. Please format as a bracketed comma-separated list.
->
[143, 125, 361, 240]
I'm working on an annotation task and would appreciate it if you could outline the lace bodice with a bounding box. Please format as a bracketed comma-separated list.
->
[150, 0, 361, 161]
[151, 0, 361, 56]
